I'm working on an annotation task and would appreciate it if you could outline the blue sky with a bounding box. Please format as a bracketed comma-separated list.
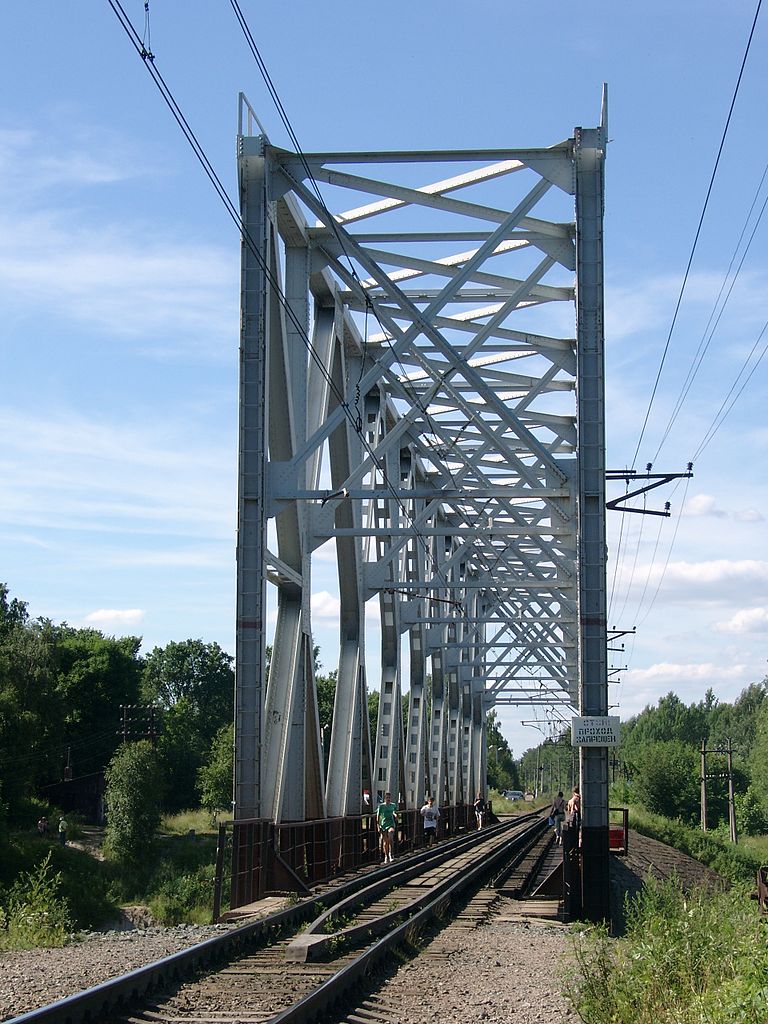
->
[2, 1, 767, 757]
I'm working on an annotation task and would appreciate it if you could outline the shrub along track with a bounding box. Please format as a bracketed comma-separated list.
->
[8, 814, 549, 1024]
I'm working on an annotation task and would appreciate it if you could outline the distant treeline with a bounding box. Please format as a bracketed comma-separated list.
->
[520, 680, 768, 834]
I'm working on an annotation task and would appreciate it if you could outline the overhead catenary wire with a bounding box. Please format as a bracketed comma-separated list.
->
[692, 317, 768, 462]
[106, 0, 459, 606]
[653, 160, 768, 461]
[631, 0, 763, 469]
[227, 0, 485, 496]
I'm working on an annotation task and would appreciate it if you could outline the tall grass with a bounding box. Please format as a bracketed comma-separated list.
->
[0, 852, 72, 949]
[160, 809, 221, 835]
[567, 877, 768, 1023]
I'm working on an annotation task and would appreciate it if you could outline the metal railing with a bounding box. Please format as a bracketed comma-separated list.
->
[214, 802, 476, 917]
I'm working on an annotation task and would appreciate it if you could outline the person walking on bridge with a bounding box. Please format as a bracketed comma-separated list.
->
[473, 792, 486, 830]
[550, 791, 566, 844]
[420, 795, 440, 845]
[566, 785, 581, 830]
[377, 791, 398, 863]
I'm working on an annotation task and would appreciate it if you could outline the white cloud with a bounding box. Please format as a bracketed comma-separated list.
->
[84, 608, 144, 626]
[625, 661, 747, 685]
[683, 494, 726, 518]
[714, 607, 768, 635]
[0, 408, 234, 540]
[733, 508, 764, 523]
[0, 127, 151, 192]
[0, 130, 236, 354]
[311, 591, 341, 620]
[0, 212, 236, 347]
[681, 494, 764, 522]
[668, 559, 768, 584]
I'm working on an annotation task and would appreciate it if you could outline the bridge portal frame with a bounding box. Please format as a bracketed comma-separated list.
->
[234, 93, 610, 920]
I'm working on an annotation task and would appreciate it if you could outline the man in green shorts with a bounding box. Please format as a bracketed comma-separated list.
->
[377, 791, 398, 863]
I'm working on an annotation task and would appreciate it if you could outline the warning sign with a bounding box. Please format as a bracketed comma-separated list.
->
[571, 716, 620, 746]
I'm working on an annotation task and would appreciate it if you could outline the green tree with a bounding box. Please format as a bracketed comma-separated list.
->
[141, 639, 233, 745]
[103, 741, 164, 867]
[0, 586, 143, 816]
[141, 640, 234, 811]
[749, 699, 768, 819]
[632, 740, 699, 822]
[485, 710, 520, 792]
[197, 723, 234, 814]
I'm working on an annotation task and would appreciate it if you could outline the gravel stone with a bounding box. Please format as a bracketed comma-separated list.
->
[0, 923, 232, 1022]
[370, 906, 579, 1024]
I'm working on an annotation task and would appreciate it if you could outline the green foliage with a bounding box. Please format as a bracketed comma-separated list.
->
[750, 699, 768, 820]
[0, 851, 72, 949]
[147, 864, 215, 925]
[103, 741, 163, 869]
[623, 691, 708, 749]
[486, 710, 520, 791]
[161, 808, 219, 835]
[367, 689, 379, 756]
[197, 723, 233, 815]
[735, 786, 768, 836]
[0, 583, 142, 815]
[142, 639, 234, 811]
[631, 740, 699, 822]
[567, 877, 768, 1024]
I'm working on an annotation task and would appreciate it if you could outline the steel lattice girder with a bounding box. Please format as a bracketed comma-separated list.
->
[234, 97, 607, 832]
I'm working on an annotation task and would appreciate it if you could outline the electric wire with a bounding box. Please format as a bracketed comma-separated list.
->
[692, 317, 768, 461]
[229, 0, 473, 583]
[631, 0, 763, 469]
[107, 0, 460, 607]
[653, 160, 768, 461]
[635, 475, 691, 628]
[227, 0, 485, 496]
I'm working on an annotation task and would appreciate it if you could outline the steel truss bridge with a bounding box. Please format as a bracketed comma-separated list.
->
[234, 92, 610, 917]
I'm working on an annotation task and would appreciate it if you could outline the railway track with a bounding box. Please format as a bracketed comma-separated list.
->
[10, 814, 551, 1024]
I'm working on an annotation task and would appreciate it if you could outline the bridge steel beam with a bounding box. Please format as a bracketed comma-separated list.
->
[234, 92, 609, 926]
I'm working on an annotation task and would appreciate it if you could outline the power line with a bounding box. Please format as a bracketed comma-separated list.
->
[653, 160, 768, 460]
[631, 0, 763, 468]
[228, 0, 467, 490]
[107, 0, 455, 604]
[692, 317, 768, 461]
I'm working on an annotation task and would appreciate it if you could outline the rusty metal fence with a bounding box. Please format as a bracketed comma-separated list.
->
[213, 803, 475, 918]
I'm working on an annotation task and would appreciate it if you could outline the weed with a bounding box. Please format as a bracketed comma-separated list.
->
[147, 864, 215, 925]
[629, 806, 761, 884]
[567, 876, 768, 1024]
[160, 809, 219, 836]
[0, 852, 72, 950]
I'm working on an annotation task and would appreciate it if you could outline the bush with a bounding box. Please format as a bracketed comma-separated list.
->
[103, 741, 164, 868]
[148, 864, 215, 925]
[0, 852, 72, 949]
[567, 877, 768, 1023]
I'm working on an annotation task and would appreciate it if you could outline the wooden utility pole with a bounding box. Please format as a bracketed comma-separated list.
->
[700, 738, 737, 843]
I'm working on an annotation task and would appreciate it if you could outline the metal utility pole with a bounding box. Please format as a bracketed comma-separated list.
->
[574, 97, 610, 922]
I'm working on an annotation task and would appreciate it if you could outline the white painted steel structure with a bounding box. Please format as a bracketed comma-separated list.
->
[233, 95, 609, 897]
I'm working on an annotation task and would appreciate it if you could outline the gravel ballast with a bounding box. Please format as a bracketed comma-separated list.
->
[0, 924, 231, 1022]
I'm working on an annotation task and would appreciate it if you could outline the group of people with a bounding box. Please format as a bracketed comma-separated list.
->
[549, 785, 580, 844]
[375, 792, 442, 862]
[36, 816, 68, 845]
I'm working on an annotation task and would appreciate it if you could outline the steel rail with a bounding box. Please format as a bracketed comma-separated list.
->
[7, 814, 542, 1024]
[269, 815, 549, 1023]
